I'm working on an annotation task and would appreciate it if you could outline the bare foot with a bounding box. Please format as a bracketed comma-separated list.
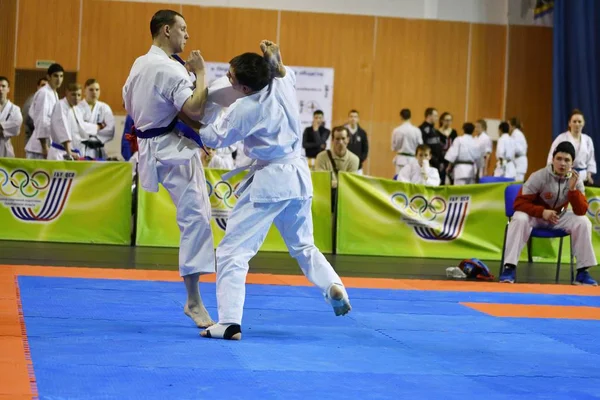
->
[184, 303, 215, 328]
[329, 284, 352, 316]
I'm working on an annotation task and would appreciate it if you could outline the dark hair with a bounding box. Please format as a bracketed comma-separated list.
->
[47, 63, 64, 76]
[37, 77, 48, 86]
[439, 112, 451, 128]
[313, 110, 324, 116]
[463, 122, 475, 135]
[499, 122, 510, 133]
[67, 83, 81, 92]
[229, 53, 271, 92]
[553, 141, 576, 161]
[348, 109, 359, 116]
[84, 78, 98, 87]
[416, 144, 431, 154]
[425, 107, 437, 118]
[0, 76, 9, 86]
[332, 126, 349, 139]
[509, 117, 522, 130]
[476, 119, 487, 130]
[570, 108, 584, 120]
[150, 9, 184, 38]
[400, 108, 411, 120]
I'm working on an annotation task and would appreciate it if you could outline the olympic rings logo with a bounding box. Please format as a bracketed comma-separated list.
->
[391, 193, 447, 222]
[206, 180, 240, 209]
[0, 168, 50, 198]
[587, 198, 600, 224]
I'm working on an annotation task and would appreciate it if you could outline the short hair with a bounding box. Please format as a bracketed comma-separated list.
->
[313, 110, 324, 116]
[150, 9, 184, 38]
[439, 112, 451, 128]
[416, 144, 431, 154]
[476, 119, 487, 130]
[400, 109, 411, 120]
[499, 122, 510, 133]
[348, 109, 359, 116]
[0, 76, 9, 86]
[84, 78, 98, 87]
[463, 122, 475, 135]
[553, 141, 576, 161]
[509, 117, 522, 130]
[424, 107, 437, 118]
[229, 52, 271, 92]
[66, 83, 81, 92]
[332, 126, 349, 139]
[47, 63, 64, 76]
[37, 77, 48, 86]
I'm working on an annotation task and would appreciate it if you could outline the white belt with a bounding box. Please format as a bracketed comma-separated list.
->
[221, 154, 300, 181]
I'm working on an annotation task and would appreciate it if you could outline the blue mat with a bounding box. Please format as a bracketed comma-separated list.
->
[18, 276, 600, 400]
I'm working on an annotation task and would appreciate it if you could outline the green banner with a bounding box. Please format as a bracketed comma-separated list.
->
[136, 169, 333, 253]
[0, 159, 132, 245]
[336, 173, 600, 264]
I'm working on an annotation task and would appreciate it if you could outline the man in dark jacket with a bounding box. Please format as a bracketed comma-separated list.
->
[302, 109, 330, 168]
[344, 109, 369, 173]
[419, 107, 441, 172]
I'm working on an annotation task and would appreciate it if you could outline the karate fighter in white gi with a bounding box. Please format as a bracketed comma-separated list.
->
[0, 76, 23, 158]
[199, 41, 351, 340]
[122, 9, 215, 328]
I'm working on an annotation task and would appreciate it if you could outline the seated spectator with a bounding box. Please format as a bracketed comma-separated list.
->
[395, 144, 440, 186]
[315, 126, 359, 188]
[499, 141, 597, 285]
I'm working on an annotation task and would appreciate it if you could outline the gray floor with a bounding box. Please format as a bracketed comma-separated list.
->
[0, 240, 576, 284]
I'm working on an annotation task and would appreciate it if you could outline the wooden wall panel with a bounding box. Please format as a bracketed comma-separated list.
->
[16, 0, 80, 71]
[0, 0, 17, 91]
[78, 1, 174, 115]
[279, 11, 376, 169]
[505, 25, 553, 177]
[467, 23, 506, 121]
[182, 6, 278, 63]
[372, 18, 470, 178]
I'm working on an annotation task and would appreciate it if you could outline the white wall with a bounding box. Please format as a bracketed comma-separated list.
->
[118, 0, 515, 25]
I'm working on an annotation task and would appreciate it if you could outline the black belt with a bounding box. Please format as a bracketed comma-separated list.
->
[454, 161, 474, 165]
[397, 152, 414, 157]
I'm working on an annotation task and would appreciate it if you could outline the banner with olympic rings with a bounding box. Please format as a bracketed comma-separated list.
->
[0, 158, 132, 244]
[135, 169, 333, 253]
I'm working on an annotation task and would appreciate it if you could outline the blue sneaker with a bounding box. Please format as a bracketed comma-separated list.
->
[499, 267, 516, 283]
[575, 269, 598, 286]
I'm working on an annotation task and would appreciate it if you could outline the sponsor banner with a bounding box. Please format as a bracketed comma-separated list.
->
[336, 173, 600, 263]
[136, 169, 333, 253]
[0, 159, 132, 244]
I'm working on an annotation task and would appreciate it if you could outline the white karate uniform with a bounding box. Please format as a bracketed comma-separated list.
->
[444, 134, 481, 185]
[547, 131, 596, 183]
[494, 133, 517, 178]
[214, 146, 235, 170]
[473, 131, 493, 178]
[0, 101, 23, 158]
[48, 98, 95, 160]
[123, 45, 214, 277]
[511, 128, 528, 181]
[207, 154, 232, 169]
[233, 141, 253, 168]
[391, 121, 422, 173]
[25, 84, 59, 159]
[396, 159, 440, 186]
[199, 66, 344, 325]
[78, 100, 116, 159]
